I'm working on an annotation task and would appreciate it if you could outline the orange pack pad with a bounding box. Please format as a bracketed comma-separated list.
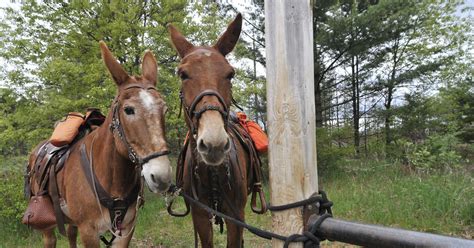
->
[236, 112, 269, 153]
[49, 112, 85, 146]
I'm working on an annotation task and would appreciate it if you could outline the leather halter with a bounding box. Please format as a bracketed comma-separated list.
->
[110, 83, 170, 165]
[181, 89, 229, 134]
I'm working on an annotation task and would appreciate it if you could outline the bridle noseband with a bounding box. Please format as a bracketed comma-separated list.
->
[181, 89, 229, 134]
[110, 84, 170, 165]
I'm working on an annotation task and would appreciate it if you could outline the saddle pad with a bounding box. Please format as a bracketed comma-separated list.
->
[49, 112, 85, 146]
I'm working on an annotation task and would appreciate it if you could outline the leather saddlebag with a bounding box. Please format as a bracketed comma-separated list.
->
[236, 112, 269, 153]
[49, 112, 85, 146]
[22, 195, 56, 230]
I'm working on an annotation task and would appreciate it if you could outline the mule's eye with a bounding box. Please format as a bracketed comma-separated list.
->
[180, 72, 189, 80]
[124, 106, 135, 115]
[226, 72, 235, 80]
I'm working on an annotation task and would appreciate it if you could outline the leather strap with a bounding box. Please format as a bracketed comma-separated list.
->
[79, 143, 140, 233]
[181, 89, 229, 134]
[49, 161, 66, 235]
[79, 144, 140, 210]
[188, 89, 228, 119]
[141, 150, 171, 165]
[167, 137, 191, 217]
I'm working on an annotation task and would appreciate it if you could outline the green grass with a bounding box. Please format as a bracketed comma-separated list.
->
[320, 160, 473, 238]
[1, 156, 472, 247]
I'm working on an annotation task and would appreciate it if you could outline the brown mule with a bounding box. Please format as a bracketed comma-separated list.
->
[168, 14, 265, 248]
[26, 42, 172, 248]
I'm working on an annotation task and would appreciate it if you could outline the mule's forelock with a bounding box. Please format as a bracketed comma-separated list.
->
[99, 41, 130, 85]
[167, 24, 194, 58]
[213, 13, 242, 56]
[141, 50, 158, 85]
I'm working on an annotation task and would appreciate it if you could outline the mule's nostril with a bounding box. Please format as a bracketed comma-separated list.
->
[198, 139, 208, 153]
[158, 181, 170, 192]
[151, 174, 157, 183]
[224, 138, 231, 152]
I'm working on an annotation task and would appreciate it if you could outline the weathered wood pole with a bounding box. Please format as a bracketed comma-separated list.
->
[264, 0, 317, 247]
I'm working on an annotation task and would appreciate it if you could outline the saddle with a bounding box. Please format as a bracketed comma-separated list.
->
[22, 108, 105, 234]
[228, 115, 267, 214]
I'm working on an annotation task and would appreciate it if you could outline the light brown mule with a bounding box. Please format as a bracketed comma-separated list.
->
[169, 14, 257, 248]
[26, 41, 172, 248]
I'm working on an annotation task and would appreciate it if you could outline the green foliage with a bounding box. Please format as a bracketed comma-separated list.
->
[0, 156, 27, 225]
[401, 133, 464, 172]
[314, 0, 472, 156]
[0, 1, 196, 155]
[390, 78, 473, 171]
[316, 126, 354, 170]
[436, 79, 474, 143]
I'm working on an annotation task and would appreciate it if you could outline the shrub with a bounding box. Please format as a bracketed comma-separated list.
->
[0, 156, 28, 223]
[401, 133, 464, 172]
[316, 126, 354, 171]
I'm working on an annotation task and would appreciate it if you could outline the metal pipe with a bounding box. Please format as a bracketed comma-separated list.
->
[308, 216, 474, 248]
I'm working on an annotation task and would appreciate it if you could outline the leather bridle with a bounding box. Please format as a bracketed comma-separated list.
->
[110, 83, 170, 165]
[180, 89, 229, 135]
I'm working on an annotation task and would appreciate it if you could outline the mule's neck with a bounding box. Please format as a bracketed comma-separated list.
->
[85, 111, 139, 197]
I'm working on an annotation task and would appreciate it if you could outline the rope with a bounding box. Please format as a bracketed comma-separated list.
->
[268, 196, 322, 212]
[168, 185, 333, 248]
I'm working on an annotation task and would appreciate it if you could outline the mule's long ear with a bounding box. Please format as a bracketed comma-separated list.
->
[99, 41, 129, 85]
[213, 13, 242, 56]
[167, 24, 194, 58]
[142, 50, 157, 85]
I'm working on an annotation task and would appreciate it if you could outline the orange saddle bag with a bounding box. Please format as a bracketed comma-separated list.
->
[236, 112, 269, 153]
[49, 112, 85, 146]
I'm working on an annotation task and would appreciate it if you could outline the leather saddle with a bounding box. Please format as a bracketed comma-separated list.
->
[22, 108, 105, 235]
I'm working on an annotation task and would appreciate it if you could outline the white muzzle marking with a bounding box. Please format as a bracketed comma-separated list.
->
[141, 156, 172, 193]
[196, 111, 230, 166]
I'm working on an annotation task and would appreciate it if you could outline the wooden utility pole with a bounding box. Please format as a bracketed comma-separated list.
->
[264, 1, 317, 247]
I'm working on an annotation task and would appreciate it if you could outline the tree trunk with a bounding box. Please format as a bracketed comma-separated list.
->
[385, 40, 399, 156]
[314, 12, 324, 128]
[252, 37, 259, 123]
[364, 100, 368, 157]
[315, 74, 323, 127]
[384, 86, 393, 147]
[351, 55, 360, 156]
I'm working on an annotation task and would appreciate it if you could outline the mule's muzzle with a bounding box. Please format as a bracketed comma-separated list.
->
[196, 136, 231, 166]
[141, 156, 172, 193]
[151, 173, 171, 192]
